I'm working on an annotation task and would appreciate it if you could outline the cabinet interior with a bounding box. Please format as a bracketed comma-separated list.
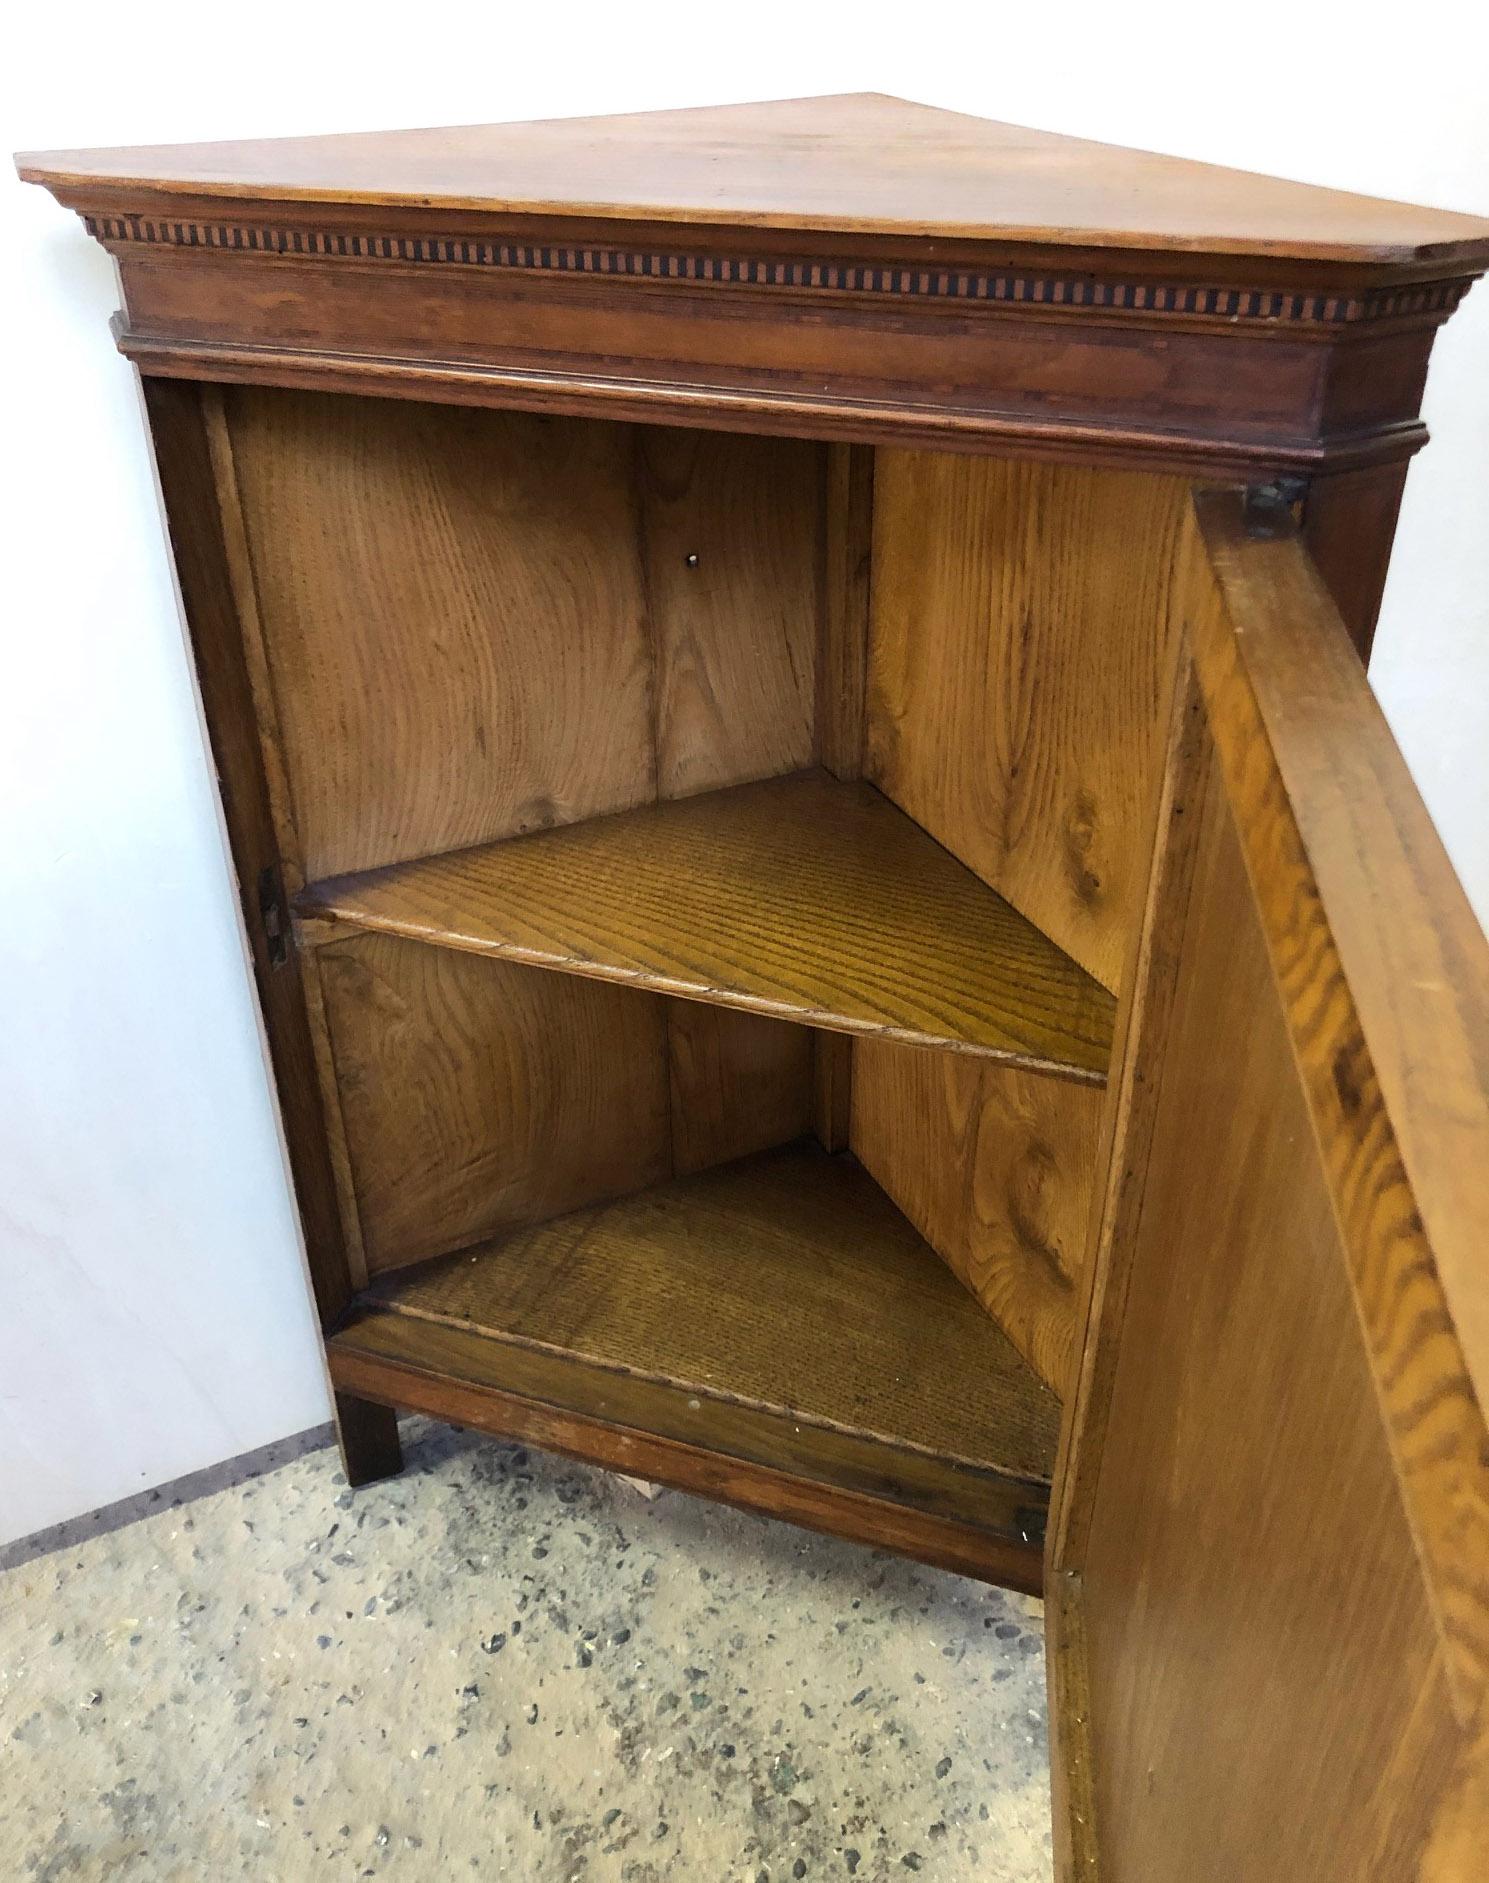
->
[211, 385, 1191, 1583]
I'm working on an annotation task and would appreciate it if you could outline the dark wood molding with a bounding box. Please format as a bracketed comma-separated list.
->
[111, 325, 1432, 479]
[83, 211, 1477, 327]
[328, 1331, 1047, 1594]
[101, 245, 1457, 478]
[26, 138, 1468, 478]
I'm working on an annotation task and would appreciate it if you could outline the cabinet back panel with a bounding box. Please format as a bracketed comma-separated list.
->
[225, 391, 655, 880]
[665, 1001, 814, 1178]
[223, 390, 824, 881]
[318, 932, 670, 1271]
[318, 931, 816, 1274]
[637, 426, 821, 798]
[866, 453, 1188, 996]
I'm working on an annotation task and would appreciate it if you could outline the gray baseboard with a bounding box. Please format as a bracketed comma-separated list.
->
[0, 1421, 338, 1574]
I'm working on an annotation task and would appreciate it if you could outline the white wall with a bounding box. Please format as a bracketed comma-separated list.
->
[4, 0, 1486, 1544]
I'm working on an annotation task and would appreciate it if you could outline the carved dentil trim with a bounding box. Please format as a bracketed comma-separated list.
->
[85, 213, 1473, 327]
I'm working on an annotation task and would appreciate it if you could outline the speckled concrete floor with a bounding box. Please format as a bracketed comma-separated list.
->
[1, 1419, 1053, 1881]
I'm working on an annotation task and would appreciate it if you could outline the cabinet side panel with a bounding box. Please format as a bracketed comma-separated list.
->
[866, 454, 1188, 994]
[638, 426, 821, 799]
[1080, 772, 1459, 1880]
[225, 391, 656, 880]
[850, 1039, 1102, 1395]
[317, 934, 673, 1273]
[142, 377, 354, 1321]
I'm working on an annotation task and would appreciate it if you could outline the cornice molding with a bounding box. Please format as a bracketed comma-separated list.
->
[84, 213, 1474, 329]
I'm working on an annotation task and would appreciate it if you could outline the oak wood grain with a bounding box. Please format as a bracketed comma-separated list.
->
[341, 1139, 1063, 1511]
[1045, 1570, 1098, 1883]
[22, 94, 1489, 264]
[638, 426, 821, 798]
[40, 93, 1488, 1859]
[199, 387, 373, 1285]
[866, 455, 1189, 993]
[664, 1001, 813, 1177]
[329, 1329, 1045, 1593]
[1048, 494, 1489, 1876]
[299, 770, 1116, 1078]
[226, 389, 656, 880]
[851, 1038, 1103, 1395]
[1080, 758, 1464, 1881]
[1046, 643, 1208, 1576]
[35, 99, 1482, 502]
[1190, 490, 1489, 1723]
[316, 932, 672, 1274]
[1195, 490, 1489, 1428]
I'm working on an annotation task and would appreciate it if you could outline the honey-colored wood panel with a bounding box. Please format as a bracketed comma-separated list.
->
[299, 771, 1116, 1077]
[354, 1141, 1062, 1488]
[227, 390, 655, 878]
[1080, 770, 1461, 1881]
[1051, 494, 1489, 1876]
[25, 95, 1489, 265]
[866, 454, 1188, 993]
[638, 426, 820, 798]
[1185, 494, 1489, 1718]
[317, 932, 671, 1273]
[664, 1000, 813, 1176]
[851, 1038, 1102, 1394]
[333, 1317, 1047, 1592]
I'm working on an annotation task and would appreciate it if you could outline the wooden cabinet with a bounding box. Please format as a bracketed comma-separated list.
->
[21, 94, 1489, 1876]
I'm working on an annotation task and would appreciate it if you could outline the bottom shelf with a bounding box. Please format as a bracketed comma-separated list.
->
[328, 1142, 1061, 1590]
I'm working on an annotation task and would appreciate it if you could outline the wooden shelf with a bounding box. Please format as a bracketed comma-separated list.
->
[298, 770, 1115, 1081]
[328, 1142, 1061, 1586]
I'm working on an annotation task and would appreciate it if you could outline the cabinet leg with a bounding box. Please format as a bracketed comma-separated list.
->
[334, 1392, 403, 1487]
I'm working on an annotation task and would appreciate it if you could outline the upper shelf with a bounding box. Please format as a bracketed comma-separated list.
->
[19, 93, 1489, 267]
[297, 770, 1116, 1083]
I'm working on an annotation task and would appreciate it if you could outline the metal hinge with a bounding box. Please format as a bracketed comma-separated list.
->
[1243, 474, 1310, 537]
[257, 864, 291, 968]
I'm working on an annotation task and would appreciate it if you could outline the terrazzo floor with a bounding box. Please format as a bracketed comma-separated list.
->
[1, 1418, 1053, 1881]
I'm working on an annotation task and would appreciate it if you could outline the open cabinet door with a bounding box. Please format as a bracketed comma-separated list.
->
[1045, 488, 1489, 1880]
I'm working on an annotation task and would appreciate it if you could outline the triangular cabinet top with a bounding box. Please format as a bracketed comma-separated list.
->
[19, 92, 1489, 268]
[19, 94, 1489, 482]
